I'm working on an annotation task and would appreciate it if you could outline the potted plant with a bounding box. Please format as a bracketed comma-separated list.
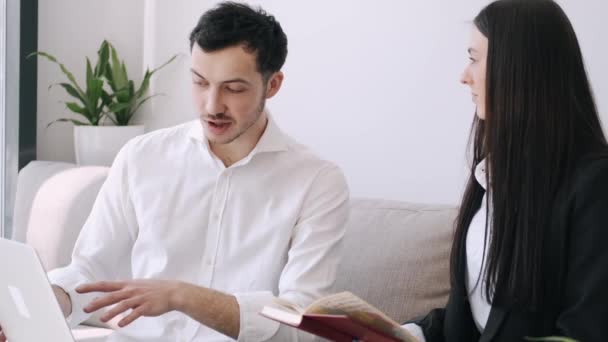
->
[30, 40, 176, 166]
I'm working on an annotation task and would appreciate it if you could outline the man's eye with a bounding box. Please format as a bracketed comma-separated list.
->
[227, 87, 245, 93]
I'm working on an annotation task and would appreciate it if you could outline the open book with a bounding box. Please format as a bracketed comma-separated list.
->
[259, 292, 419, 342]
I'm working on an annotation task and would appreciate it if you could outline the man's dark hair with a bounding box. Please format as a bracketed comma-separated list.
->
[189, 1, 288, 77]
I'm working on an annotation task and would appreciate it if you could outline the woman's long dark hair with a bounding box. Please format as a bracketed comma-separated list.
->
[451, 0, 608, 310]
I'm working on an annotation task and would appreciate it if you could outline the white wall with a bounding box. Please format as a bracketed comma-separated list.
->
[37, 0, 145, 162]
[38, 1, 608, 205]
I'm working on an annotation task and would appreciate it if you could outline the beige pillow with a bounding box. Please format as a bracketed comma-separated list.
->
[334, 198, 456, 323]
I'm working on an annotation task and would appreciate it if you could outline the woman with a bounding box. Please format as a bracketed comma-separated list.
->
[404, 0, 608, 341]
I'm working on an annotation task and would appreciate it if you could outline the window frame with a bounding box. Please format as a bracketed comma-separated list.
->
[2, 0, 21, 238]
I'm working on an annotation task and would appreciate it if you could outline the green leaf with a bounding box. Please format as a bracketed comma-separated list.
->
[135, 70, 152, 100]
[121, 61, 128, 82]
[27, 51, 57, 62]
[65, 102, 87, 115]
[128, 80, 135, 95]
[150, 53, 178, 75]
[113, 86, 129, 97]
[86, 57, 94, 91]
[112, 103, 135, 125]
[104, 64, 115, 90]
[109, 45, 128, 90]
[95, 40, 110, 77]
[108, 101, 134, 113]
[135, 54, 177, 99]
[88, 78, 104, 104]
[525, 337, 579, 342]
[100, 111, 119, 125]
[100, 90, 114, 106]
[131, 93, 164, 116]
[115, 81, 134, 103]
[84, 78, 104, 120]
[55, 83, 85, 103]
[46, 118, 91, 128]
[115, 113, 131, 126]
[31, 51, 87, 101]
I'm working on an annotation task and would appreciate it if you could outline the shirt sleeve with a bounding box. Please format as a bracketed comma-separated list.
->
[402, 323, 426, 342]
[234, 164, 350, 341]
[47, 140, 139, 327]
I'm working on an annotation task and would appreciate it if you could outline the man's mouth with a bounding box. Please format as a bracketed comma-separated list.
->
[206, 119, 233, 135]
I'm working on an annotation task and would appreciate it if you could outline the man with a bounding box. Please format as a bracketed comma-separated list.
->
[1, 3, 349, 341]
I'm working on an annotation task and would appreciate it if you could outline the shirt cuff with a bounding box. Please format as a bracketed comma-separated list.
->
[234, 291, 281, 342]
[402, 323, 426, 342]
[48, 268, 96, 328]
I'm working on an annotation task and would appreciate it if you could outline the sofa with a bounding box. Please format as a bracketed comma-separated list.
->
[12, 161, 457, 341]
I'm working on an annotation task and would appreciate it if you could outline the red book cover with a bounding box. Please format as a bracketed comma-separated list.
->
[260, 298, 415, 342]
[302, 314, 405, 341]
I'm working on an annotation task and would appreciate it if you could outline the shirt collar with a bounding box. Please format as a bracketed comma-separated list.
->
[474, 158, 488, 190]
[187, 112, 289, 156]
[187, 118, 206, 145]
[250, 115, 290, 154]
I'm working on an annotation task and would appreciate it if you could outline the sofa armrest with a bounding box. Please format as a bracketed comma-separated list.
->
[13, 161, 79, 243]
[13, 161, 109, 271]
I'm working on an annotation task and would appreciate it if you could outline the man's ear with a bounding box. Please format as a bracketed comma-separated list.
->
[265, 71, 284, 99]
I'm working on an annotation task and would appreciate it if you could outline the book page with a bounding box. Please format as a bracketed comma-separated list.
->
[305, 292, 392, 321]
[305, 292, 418, 342]
[270, 297, 305, 315]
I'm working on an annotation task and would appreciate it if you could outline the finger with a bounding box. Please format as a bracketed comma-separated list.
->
[84, 289, 136, 314]
[101, 297, 142, 323]
[118, 305, 146, 328]
[77, 281, 127, 294]
[0, 330, 6, 342]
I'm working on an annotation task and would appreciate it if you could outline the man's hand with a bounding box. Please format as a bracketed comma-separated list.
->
[76, 280, 184, 328]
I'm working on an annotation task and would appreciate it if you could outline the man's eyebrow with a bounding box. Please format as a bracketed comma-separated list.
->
[222, 78, 251, 86]
[189, 69, 251, 86]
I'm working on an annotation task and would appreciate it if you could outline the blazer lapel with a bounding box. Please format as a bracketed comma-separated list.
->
[479, 304, 508, 342]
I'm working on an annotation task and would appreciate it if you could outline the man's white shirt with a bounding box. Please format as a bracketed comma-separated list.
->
[48, 116, 350, 341]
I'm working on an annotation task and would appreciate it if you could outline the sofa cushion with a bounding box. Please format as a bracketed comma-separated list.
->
[334, 198, 456, 324]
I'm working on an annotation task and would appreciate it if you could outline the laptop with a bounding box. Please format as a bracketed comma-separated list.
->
[0, 238, 75, 341]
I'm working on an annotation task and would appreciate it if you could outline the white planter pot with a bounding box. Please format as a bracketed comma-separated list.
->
[74, 125, 145, 166]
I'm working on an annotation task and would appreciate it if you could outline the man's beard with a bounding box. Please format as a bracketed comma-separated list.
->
[207, 96, 266, 145]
